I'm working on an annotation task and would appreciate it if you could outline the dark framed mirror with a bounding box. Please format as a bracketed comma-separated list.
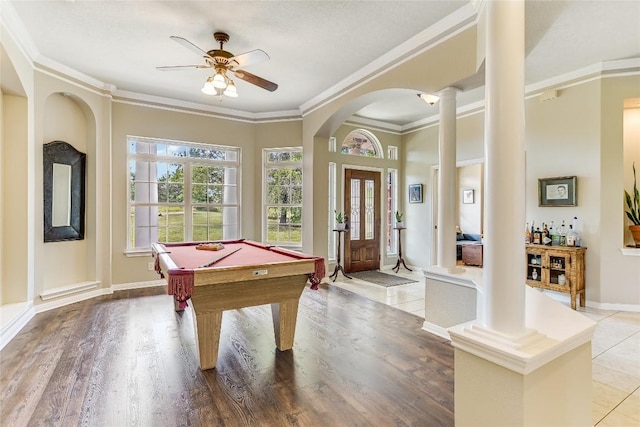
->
[44, 141, 86, 242]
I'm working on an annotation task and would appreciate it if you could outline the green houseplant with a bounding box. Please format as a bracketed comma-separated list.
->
[395, 211, 404, 228]
[625, 162, 640, 247]
[335, 210, 345, 230]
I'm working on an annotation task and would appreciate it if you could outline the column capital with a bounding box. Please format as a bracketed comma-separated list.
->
[438, 86, 460, 97]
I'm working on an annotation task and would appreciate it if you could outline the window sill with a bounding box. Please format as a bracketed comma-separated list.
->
[619, 247, 640, 256]
[125, 249, 152, 257]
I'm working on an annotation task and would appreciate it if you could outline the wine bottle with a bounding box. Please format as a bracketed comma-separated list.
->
[525, 222, 531, 244]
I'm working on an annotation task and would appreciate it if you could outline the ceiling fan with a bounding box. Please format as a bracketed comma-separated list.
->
[157, 31, 278, 98]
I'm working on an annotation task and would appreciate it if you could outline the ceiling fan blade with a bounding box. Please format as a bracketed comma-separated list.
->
[233, 70, 278, 92]
[229, 49, 270, 68]
[156, 65, 211, 71]
[170, 36, 213, 60]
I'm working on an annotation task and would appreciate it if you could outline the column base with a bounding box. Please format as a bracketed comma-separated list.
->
[449, 287, 596, 426]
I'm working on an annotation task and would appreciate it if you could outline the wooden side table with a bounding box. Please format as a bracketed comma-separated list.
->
[392, 227, 412, 273]
[329, 229, 352, 281]
[462, 244, 483, 267]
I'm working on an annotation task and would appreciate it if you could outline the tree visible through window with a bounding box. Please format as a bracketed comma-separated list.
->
[264, 149, 303, 246]
[127, 136, 240, 250]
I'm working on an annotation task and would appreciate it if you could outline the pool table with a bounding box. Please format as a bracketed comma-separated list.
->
[151, 239, 324, 370]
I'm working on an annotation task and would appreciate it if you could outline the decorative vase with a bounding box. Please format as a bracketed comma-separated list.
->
[395, 222, 404, 228]
[336, 223, 346, 231]
[630, 225, 640, 248]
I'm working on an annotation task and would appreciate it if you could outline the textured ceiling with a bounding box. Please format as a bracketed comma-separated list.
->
[4, 1, 640, 127]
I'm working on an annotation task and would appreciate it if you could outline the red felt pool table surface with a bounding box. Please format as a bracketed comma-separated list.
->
[151, 239, 325, 370]
[161, 239, 311, 269]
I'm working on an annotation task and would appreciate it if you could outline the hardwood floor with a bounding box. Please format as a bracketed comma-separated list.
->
[0, 284, 454, 426]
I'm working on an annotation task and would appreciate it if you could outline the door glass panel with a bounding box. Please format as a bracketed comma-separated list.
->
[365, 179, 374, 240]
[350, 178, 361, 240]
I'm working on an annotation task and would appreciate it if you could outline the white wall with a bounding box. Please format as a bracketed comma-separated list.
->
[403, 75, 640, 307]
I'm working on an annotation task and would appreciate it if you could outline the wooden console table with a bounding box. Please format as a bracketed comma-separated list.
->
[392, 227, 412, 273]
[525, 244, 587, 310]
[329, 229, 352, 281]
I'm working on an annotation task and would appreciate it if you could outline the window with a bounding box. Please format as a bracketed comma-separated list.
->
[264, 148, 303, 246]
[328, 162, 337, 260]
[387, 169, 398, 254]
[341, 129, 383, 158]
[127, 136, 240, 251]
[388, 146, 398, 160]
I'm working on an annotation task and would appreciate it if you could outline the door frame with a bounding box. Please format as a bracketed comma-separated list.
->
[341, 164, 386, 270]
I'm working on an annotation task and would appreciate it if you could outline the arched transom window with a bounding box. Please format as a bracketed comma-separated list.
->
[341, 129, 383, 158]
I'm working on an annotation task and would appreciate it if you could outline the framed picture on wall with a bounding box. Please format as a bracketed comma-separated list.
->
[538, 176, 577, 207]
[409, 184, 423, 203]
[463, 189, 474, 204]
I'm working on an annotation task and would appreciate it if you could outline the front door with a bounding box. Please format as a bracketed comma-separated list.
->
[344, 169, 381, 272]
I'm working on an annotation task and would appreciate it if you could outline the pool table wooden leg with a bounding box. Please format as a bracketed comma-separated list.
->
[271, 299, 299, 351]
[193, 308, 223, 370]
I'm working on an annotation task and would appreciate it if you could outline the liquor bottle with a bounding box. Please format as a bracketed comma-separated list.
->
[525, 222, 531, 244]
[549, 221, 559, 246]
[533, 227, 542, 244]
[566, 225, 577, 247]
[559, 220, 567, 246]
[542, 223, 552, 246]
[572, 216, 582, 247]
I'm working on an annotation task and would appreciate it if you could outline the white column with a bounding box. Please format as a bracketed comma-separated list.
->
[436, 87, 460, 271]
[482, 0, 526, 335]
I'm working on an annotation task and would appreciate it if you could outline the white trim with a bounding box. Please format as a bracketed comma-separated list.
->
[422, 320, 451, 340]
[40, 281, 100, 301]
[35, 287, 113, 314]
[542, 289, 640, 313]
[300, 4, 478, 116]
[111, 280, 166, 291]
[114, 93, 302, 124]
[0, 302, 35, 351]
[619, 247, 640, 256]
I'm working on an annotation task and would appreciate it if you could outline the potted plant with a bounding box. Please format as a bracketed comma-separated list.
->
[335, 210, 346, 230]
[395, 211, 404, 228]
[625, 162, 640, 247]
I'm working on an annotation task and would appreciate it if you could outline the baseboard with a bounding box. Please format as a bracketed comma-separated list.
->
[40, 281, 100, 301]
[111, 279, 165, 291]
[422, 320, 451, 341]
[35, 287, 113, 314]
[0, 302, 35, 351]
[540, 290, 640, 313]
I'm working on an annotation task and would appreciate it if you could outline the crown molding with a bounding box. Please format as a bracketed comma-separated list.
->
[299, 3, 478, 117]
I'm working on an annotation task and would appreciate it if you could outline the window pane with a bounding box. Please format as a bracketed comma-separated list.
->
[365, 179, 374, 240]
[350, 179, 361, 240]
[291, 168, 302, 185]
[192, 183, 207, 203]
[192, 166, 207, 183]
[167, 183, 184, 203]
[291, 187, 302, 204]
[208, 185, 223, 204]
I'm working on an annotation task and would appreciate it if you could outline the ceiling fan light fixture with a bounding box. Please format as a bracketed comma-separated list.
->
[418, 93, 440, 105]
[223, 80, 238, 98]
[212, 70, 228, 89]
[201, 77, 217, 95]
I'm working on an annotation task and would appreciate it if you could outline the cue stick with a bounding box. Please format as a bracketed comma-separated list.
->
[199, 247, 242, 268]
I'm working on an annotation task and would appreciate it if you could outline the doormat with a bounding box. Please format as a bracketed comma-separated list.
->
[348, 270, 417, 287]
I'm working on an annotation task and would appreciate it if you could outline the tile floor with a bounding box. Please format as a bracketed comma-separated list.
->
[328, 267, 640, 427]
